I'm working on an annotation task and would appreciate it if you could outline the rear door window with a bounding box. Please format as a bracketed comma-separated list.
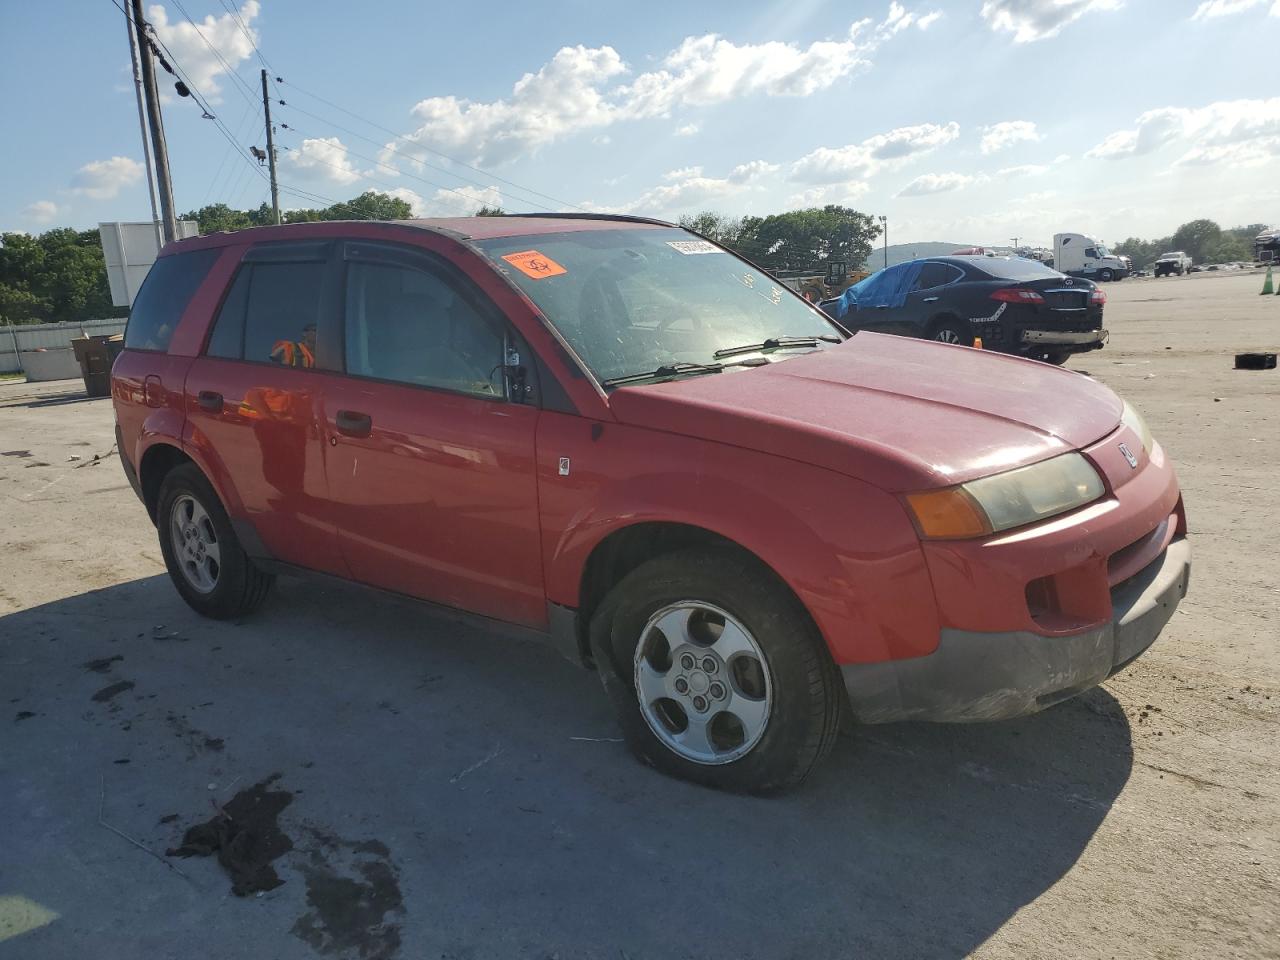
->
[203, 260, 325, 367]
[124, 247, 220, 351]
[913, 262, 963, 290]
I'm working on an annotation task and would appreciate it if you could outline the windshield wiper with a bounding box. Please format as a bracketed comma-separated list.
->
[602, 361, 725, 387]
[601, 356, 771, 387]
[712, 334, 842, 359]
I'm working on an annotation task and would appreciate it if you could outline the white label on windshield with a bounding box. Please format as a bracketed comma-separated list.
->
[666, 240, 723, 255]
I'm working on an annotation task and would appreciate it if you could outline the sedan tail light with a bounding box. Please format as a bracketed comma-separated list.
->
[1090, 288, 1107, 304]
[990, 287, 1045, 304]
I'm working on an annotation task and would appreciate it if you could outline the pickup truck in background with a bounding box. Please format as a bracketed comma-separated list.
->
[1153, 251, 1193, 277]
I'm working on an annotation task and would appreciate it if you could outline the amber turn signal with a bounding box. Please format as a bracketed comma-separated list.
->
[904, 488, 993, 539]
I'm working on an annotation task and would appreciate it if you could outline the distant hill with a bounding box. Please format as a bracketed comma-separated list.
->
[864, 242, 971, 269]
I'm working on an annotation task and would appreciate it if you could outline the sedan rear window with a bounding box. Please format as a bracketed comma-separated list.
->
[124, 247, 220, 352]
[970, 257, 1063, 281]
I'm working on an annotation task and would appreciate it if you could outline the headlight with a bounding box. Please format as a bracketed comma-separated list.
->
[1120, 399, 1153, 453]
[906, 453, 1105, 539]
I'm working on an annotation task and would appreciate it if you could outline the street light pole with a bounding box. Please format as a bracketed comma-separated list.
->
[878, 215, 888, 269]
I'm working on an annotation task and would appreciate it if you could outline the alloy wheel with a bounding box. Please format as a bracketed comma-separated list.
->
[169, 494, 221, 594]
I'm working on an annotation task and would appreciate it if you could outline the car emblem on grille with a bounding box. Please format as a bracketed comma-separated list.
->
[1063, 278, 1074, 286]
[1118, 442, 1138, 468]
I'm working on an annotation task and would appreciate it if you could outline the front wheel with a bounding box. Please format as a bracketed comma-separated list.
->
[1099, 269, 1114, 282]
[589, 549, 844, 794]
[1042, 350, 1071, 366]
[157, 463, 275, 619]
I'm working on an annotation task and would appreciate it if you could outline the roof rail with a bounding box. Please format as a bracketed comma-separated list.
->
[501, 212, 677, 228]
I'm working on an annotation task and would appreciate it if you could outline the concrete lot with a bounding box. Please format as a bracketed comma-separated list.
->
[2, 269, 1277, 959]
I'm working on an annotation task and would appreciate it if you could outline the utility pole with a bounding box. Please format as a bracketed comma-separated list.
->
[130, 0, 178, 244]
[878, 215, 888, 269]
[261, 69, 281, 225]
[1011, 236, 1020, 253]
[124, 3, 162, 248]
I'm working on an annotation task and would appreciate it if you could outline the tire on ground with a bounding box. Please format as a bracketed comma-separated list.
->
[156, 462, 275, 619]
[927, 316, 972, 347]
[589, 547, 844, 794]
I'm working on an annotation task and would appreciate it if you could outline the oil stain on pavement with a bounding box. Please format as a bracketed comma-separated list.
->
[291, 825, 404, 960]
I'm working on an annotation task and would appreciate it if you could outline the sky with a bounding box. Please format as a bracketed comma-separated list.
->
[2, 0, 1276, 247]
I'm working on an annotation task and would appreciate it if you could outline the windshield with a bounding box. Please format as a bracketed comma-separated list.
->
[1160, 252, 1183, 258]
[474, 227, 843, 384]
[1095, 244, 1111, 257]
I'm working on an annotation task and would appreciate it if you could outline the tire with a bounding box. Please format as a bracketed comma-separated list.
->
[589, 548, 844, 794]
[1099, 269, 1114, 282]
[927, 317, 971, 346]
[156, 463, 274, 619]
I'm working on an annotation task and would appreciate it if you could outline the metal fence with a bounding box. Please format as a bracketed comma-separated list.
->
[0, 318, 128, 374]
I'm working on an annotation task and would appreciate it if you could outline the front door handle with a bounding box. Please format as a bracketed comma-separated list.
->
[923, 296, 940, 302]
[197, 390, 223, 412]
[335, 409, 373, 438]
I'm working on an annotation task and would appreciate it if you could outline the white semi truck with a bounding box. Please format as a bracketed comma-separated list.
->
[1052, 233, 1129, 281]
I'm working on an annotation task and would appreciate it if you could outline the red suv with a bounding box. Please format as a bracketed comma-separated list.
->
[113, 215, 1191, 793]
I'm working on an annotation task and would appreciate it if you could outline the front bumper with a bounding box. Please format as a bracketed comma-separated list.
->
[841, 537, 1190, 723]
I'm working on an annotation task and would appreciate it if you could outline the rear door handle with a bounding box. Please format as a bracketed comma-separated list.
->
[335, 409, 373, 437]
[923, 296, 940, 302]
[197, 390, 223, 412]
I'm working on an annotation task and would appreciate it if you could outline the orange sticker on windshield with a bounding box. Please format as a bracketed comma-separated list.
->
[502, 250, 566, 280]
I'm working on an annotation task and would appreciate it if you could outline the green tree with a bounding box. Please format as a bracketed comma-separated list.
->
[0, 229, 121, 324]
[320, 191, 413, 221]
[1169, 219, 1222, 264]
[737, 206, 881, 271]
[179, 203, 253, 235]
[679, 211, 744, 246]
[475, 205, 505, 216]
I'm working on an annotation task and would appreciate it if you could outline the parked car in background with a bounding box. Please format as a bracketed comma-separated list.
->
[823, 255, 1107, 365]
[112, 215, 1188, 794]
[1254, 227, 1279, 264]
[1154, 251, 1193, 277]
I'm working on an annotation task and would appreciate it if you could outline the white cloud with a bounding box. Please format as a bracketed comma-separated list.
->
[71, 156, 144, 199]
[980, 0, 1121, 43]
[1190, 0, 1270, 17]
[998, 163, 1050, 177]
[790, 121, 960, 184]
[392, 184, 503, 218]
[387, 9, 927, 166]
[788, 182, 871, 207]
[916, 10, 944, 28]
[22, 200, 59, 223]
[622, 160, 776, 214]
[1053, 153, 1071, 163]
[287, 137, 363, 185]
[980, 120, 1041, 153]
[393, 44, 625, 168]
[147, 0, 260, 102]
[897, 172, 976, 196]
[1086, 98, 1280, 166]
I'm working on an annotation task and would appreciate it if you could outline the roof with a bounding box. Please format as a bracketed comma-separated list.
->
[165, 212, 675, 254]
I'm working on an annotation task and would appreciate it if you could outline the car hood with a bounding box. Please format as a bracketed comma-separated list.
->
[606, 332, 1124, 491]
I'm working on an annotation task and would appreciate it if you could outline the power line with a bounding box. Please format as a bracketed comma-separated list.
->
[273, 122, 539, 214]
[273, 97, 571, 214]
[218, 0, 271, 72]
[166, 0, 261, 111]
[274, 77, 582, 211]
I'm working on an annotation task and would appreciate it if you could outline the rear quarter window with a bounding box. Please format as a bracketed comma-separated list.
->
[124, 247, 221, 352]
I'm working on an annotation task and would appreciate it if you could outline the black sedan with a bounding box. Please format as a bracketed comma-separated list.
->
[822, 256, 1107, 364]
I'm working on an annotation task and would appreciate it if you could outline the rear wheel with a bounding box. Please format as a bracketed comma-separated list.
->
[928, 317, 971, 346]
[157, 464, 274, 619]
[589, 549, 844, 794]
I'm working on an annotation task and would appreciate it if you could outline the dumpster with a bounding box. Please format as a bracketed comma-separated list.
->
[70, 334, 123, 397]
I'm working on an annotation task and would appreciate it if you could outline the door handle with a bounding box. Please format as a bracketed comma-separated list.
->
[197, 390, 223, 412]
[335, 409, 373, 438]
[923, 296, 940, 302]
